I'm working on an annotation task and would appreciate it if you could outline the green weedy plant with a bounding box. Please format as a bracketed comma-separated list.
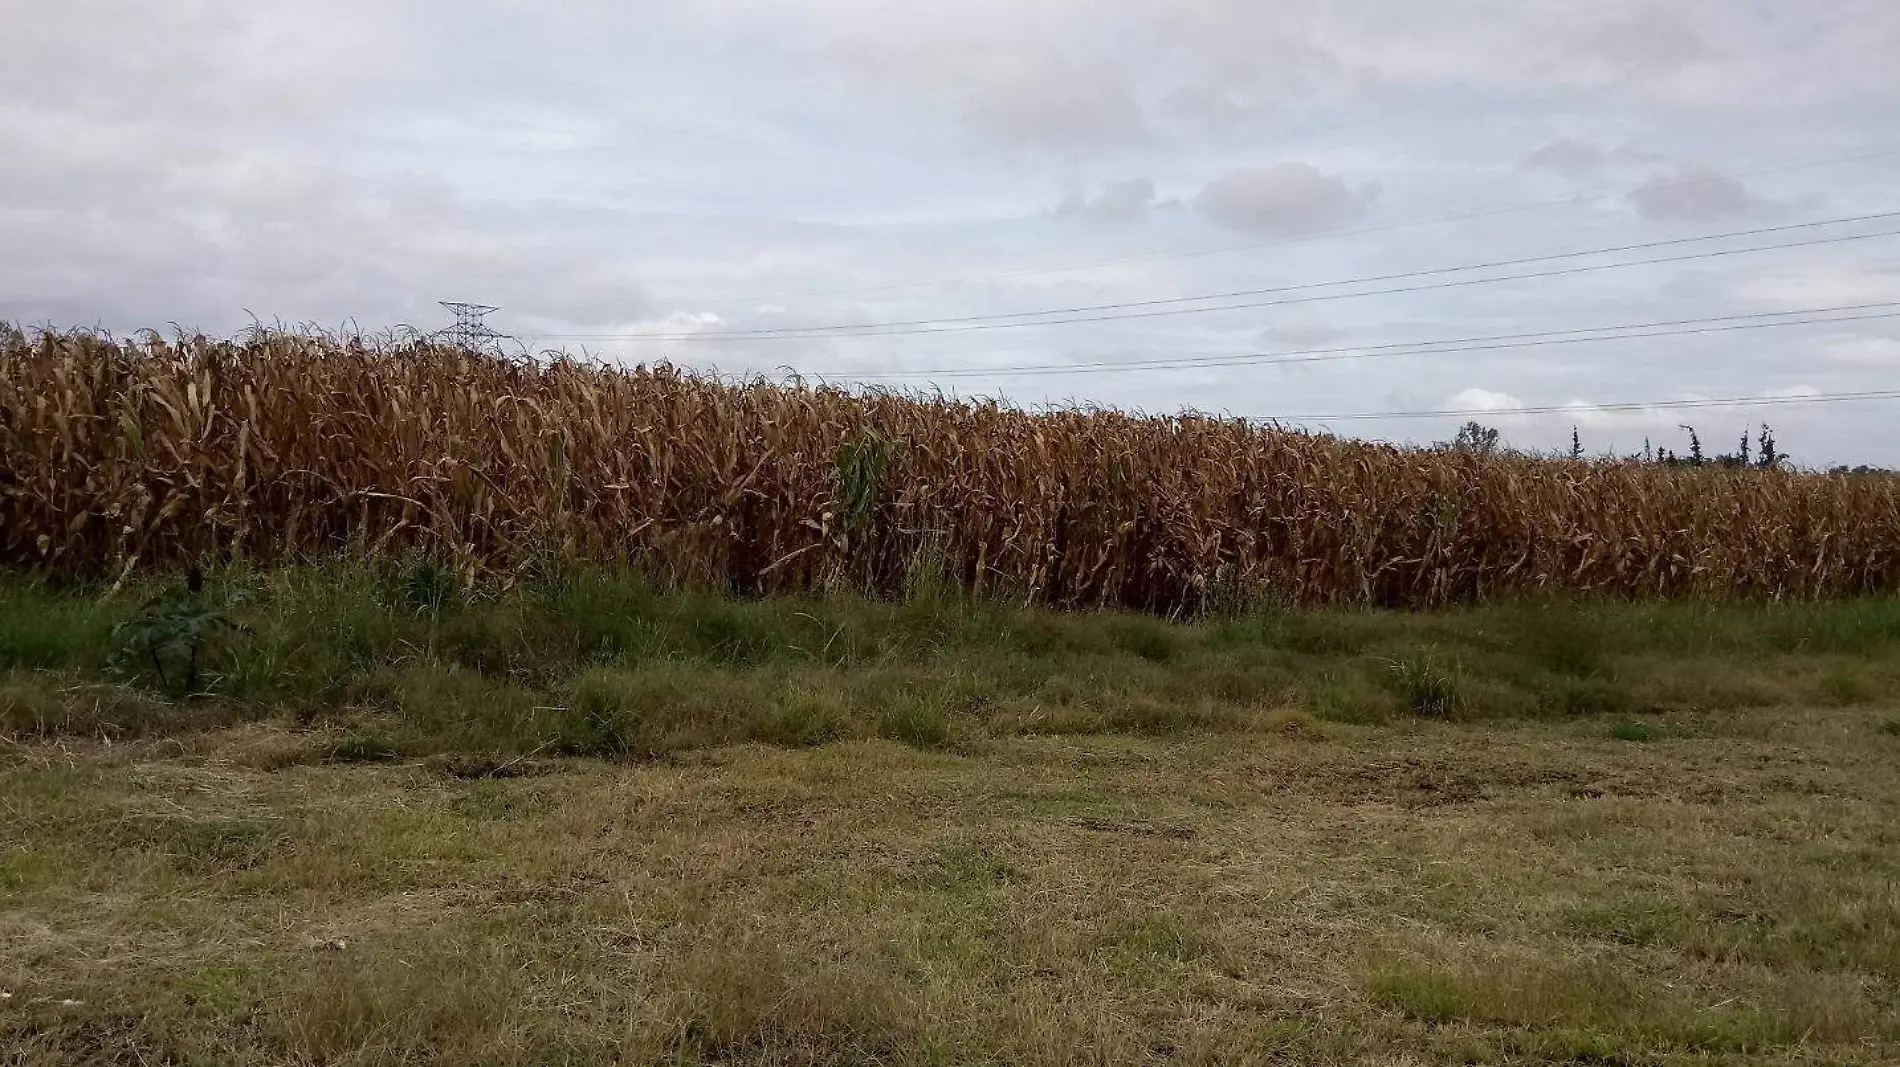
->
[110, 568, 247, 697]
[902, 533, 958, 606]
[836, 431, 894, 540]
[1383, 648, 1462, 718]
[1200, 564, 1281, 620]
[393, 556, 460, 614]
[881, 695, 951, 749]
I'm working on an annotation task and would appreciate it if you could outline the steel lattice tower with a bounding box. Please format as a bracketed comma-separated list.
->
[436, 301, 510, 352]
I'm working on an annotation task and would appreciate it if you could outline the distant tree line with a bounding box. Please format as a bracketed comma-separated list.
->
[1640, 423, 1782, 470]
[1442, 419, 1893, 475]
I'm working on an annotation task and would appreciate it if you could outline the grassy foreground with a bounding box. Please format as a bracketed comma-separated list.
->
[4, 569, 1900, 1064]
[5, 562, 1900, 754]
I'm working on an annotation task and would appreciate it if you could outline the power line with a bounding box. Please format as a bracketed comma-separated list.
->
[822, 303, 1900, 380]
[685, 145, 1900, 304]
[531, 218, 1900, 341]
[1273, 388, 1900, 424]
[543, 211, 1900, 338]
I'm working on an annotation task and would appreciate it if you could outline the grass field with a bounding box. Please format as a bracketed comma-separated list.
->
[4, 569, 1900, 1064]
[5, 708, 1899, 1064]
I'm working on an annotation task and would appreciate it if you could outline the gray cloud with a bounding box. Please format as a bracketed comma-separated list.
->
[823, 35, 1151, 151]
[1626, 166, 1783, 223]
[4, 0, 1898, 467]
[1566, 7, 1712, 74]
[1255, 311, 1346, 349]
[1055, 178, 1175, 226]
[0, 111, 654, 331]
[1521, 138, 1665, 176]
[1148, 14, 1347, 127]
[1193, 163, 1378, 237]
[1518, 141, 1791, 225]
[962, 59, 1149, 149]
[703, 1, 1899, 148]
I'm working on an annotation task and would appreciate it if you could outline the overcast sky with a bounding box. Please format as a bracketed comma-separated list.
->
[6, 0, 1900, 465]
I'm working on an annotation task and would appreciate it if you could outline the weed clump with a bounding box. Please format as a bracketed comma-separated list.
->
[881, 700, 951, 749]
[1540, 675, 1635, 717]
[109, 568, 246, 698]
[328, 733, 404, 763]
[1384, 649, 1463, 718]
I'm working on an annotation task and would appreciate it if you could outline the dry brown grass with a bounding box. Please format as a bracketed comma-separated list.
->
[6, 328, 1900, 611]
[4, 706, 1898, 1065]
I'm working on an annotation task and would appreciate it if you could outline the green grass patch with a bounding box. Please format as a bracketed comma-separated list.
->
[137, 816, 289, 875]
[1367, 966, 1473, 1024]
[1561, 895, 1685, 945]
[2, 566, 1897, 759]
[1609, 720, 1660, 742]
[880, 698, 952, 750]
[328, 732, 405, 764]
[1382, 648, 1463, 718]
[912, 842, 1015, 896]
[1106, 916, 1209, 965]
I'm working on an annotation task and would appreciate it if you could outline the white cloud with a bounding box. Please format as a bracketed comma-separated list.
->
[1814, 336, 1900, 367]
[1726, 267, 1900, 308]
[1558, 400, 1654, 432]
[1761, 383, 1823, 400]
[1446, 388, 1524, 413]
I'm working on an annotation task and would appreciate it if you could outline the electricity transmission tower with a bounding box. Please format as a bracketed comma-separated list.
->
[435, 301, 511, 352]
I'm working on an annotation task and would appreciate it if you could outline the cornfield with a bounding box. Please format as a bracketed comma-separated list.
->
[4, 328, 1899, 612]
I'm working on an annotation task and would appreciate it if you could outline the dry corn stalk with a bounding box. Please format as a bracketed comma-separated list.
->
[3, 328, 1897, 612]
